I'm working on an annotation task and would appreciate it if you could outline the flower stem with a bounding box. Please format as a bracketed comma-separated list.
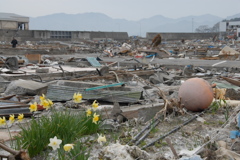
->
[6, 123, 13, 148]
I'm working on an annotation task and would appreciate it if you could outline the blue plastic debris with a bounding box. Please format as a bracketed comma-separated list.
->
[229, 113, 240, 139]
[207, 46, 214, 48]
[230, 130, 240, 139]
[179, 155, 203, 160]
[146, 53, 157, 58]
[186, 65, 193, 69]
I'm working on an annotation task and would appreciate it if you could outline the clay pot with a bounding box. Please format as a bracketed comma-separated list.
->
[179, 78, 213, 112]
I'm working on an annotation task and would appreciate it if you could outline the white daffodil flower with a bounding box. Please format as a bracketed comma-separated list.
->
[97, 134, 106, 145]
[48, 136, 62, 150]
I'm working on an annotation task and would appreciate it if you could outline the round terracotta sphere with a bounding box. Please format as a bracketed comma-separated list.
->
[179, 78, 213, 112]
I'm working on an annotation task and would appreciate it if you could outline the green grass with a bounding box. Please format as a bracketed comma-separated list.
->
[154, 140, 168, 148]
[209, 99, 227, 114]
[58, 139, 91, 160]
[14, 109, 100, 158]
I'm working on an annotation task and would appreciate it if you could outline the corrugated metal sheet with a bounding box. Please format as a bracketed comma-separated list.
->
[46, 84, 142, 103]
[0, 101, 32, 117]
[86, 57, 102, 67]
[0, 101, 29, 109]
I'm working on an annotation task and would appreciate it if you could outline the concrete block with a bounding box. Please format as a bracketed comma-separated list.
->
[3, 79, 48, 96]
[121, 103, 164, 122]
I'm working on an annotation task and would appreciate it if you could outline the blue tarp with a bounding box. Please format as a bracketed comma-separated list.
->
[208, 46, 214, 48]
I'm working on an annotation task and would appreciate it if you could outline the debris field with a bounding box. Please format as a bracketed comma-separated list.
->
[0, 36, 240, 160]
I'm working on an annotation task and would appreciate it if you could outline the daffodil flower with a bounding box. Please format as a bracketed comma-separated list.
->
[9, 114, 15, 123]
[48, 136, 62, 151]
[97, 134, 106, 145]
[63, 144, 74, 152]
[92, 100, 99, 110]
[41, 99, 50, 110]
[73, 93, 82, 103]
[48, 99, 53, 106]
[86, 108, 92, 117]
[29, 102, 37, 112]
[0, 117, 6, 126]
[18, 114, 24, 122]
[40, 94, 46, 101]
[92, 113, 99, 124]
[40, 98, 54, 110]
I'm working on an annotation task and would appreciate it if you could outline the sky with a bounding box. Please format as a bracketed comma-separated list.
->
[0, 0, 240, 20]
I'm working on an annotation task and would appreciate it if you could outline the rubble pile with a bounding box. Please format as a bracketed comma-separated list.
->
[0, 37, 240, 160]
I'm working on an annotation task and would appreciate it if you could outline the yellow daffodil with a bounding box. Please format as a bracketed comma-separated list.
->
[63, 144, 74, 152]
[0, 117, 6, 126]
[18, 114, 24, 122]
[41, 99, 49, 107]
[92, 113, 99, 124]
[86, 108, 92, 117]
[92, 100, 99, 110]
[73, 93, 82, 103]
[40, 94, 46, 101]
[48, 136, 62, 151]
[41, 99, 53, 110]
[48, 99, 53, 106]
[29, 102, 37, 112]
[9, 114, 15, 123]
[97, 134, 106, 145]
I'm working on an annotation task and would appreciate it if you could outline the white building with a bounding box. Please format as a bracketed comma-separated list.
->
[218, 20, 240, 39]
[0, 12, 29, 30]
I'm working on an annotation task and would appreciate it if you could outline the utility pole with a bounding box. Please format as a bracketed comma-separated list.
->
[192, 18, 194, 32]
[139, 22, 142, 37]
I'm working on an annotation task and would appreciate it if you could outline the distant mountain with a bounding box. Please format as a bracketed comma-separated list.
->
[177, 14, 222, 23]
[29, 12, 225, 36]
[149, 15, 222, 33]
[225, 13, 240, 20]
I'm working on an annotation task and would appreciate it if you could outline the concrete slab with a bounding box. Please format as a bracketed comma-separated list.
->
[121, 103, 164, 122]
[3, 79, 48, 96]
[0, 66, 97, 81]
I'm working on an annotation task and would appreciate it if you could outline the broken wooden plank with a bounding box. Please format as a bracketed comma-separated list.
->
[221, 76, 240, 87]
